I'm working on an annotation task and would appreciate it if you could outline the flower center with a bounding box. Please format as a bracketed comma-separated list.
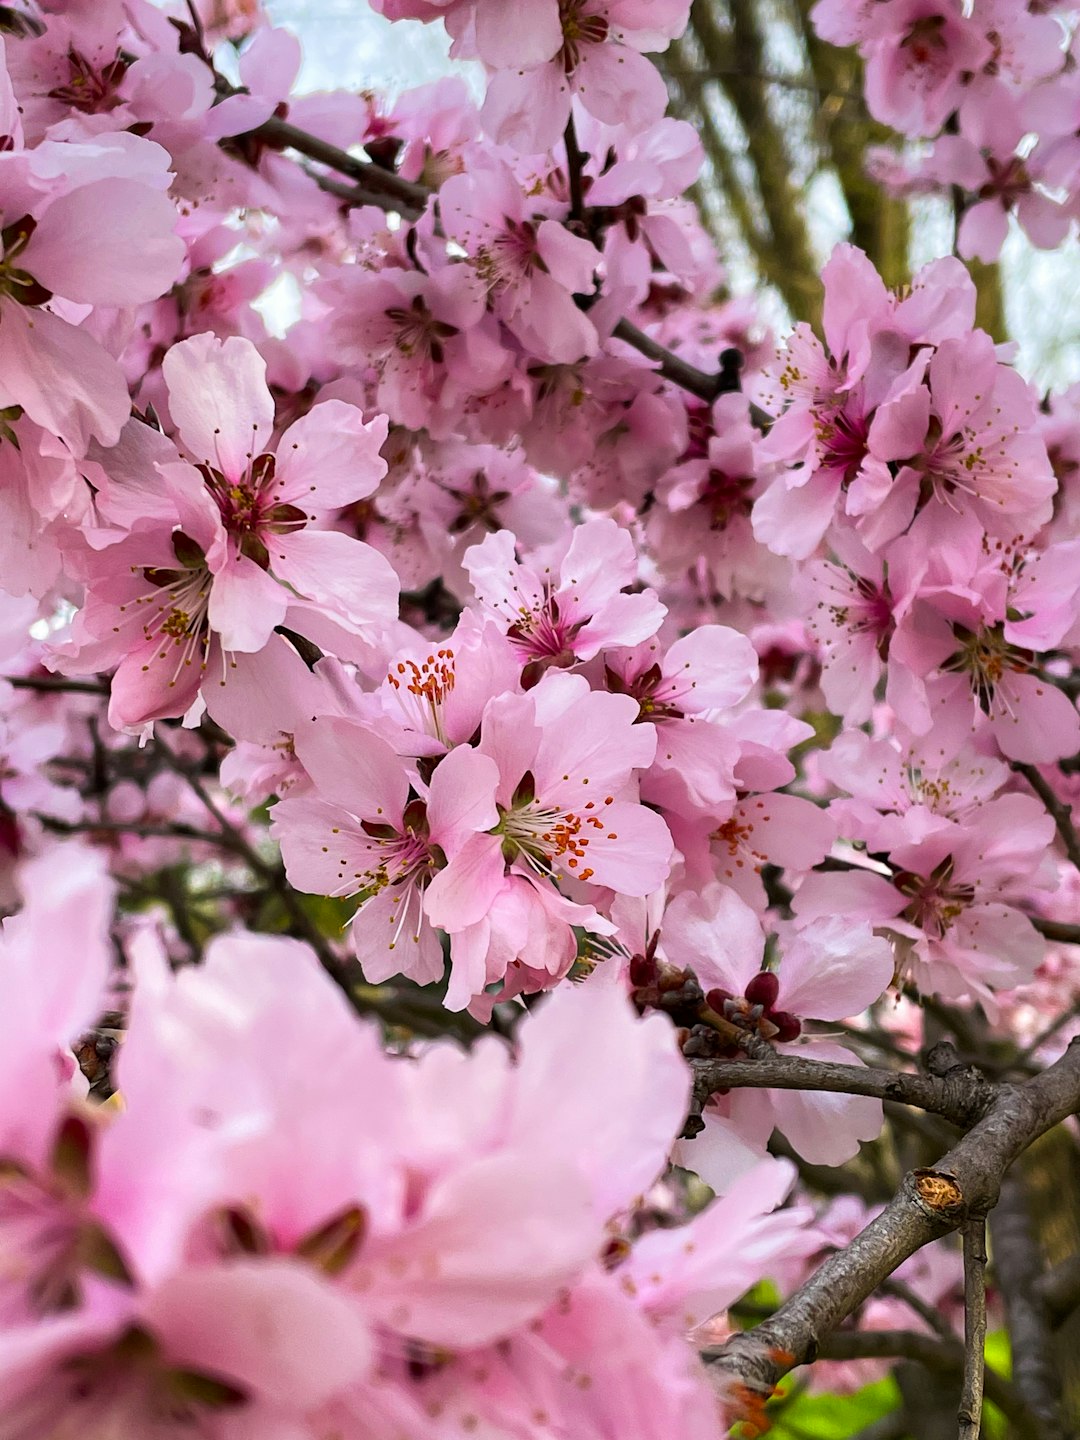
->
[942, 623, 1031, 711]
[895, 857, 975, 939]
[559, 0, 610, 73]
[496, 776, 615, 884]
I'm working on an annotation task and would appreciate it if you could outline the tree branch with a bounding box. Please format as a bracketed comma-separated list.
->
[1031, 916, 1080, 946]
[703, 1039, 1080, 1418]
[10, 674, 110, 695]
[1015, 762, 1080, 872]
[563, 114, 585, 223]
[814, 1330, 1039, 1440]
[1039, 1252, 1080, 1328]
[958, 1217, 987, 1440]
[251, 113, 428, 216]
[231, 109, 746, 414]
[690, 1047, 994, 1128]
[989, 1173, 1068, 1436]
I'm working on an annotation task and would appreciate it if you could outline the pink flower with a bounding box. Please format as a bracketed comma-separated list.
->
[272, 717, 500, 986]
[799, 528, 896, 724]
[158, 333, 398, 652]
[441, 151, 601, 364]
[603, 623, 757, 817]
[465, 517, 665, 671]
[795, 791, 1055, 1006]
[664, 882, 892, 1166]
[862, 0, 993, 138]
[329, 261, 512, 436]
[469, 1, 689, 154]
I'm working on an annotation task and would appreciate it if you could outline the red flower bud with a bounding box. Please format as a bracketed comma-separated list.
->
[629, 951, 657, 987]
[770, 1011, 802, 1043]
[744, 971, 780, 1009]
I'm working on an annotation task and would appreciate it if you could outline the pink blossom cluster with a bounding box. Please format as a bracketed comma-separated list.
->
[0, 0, 1076, 1431]
[0, 852, 815, 1437]
[812, 0, 1078, 262]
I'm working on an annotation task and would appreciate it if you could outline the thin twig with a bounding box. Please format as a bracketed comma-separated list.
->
[958, 1218, 987, 1440]
[563, 114, 586, 222]
[878, 1276, 956, 1342]
[152, 727, 344, 978]
[251, 113, 428, 216]
[1014, 996, 1080, 1067]
[1014, 762, 1080, 871]
[37, 815, 225, 844]
[9, 674, 110, 695]
[815, 1330, 1038, 1439]
[1031, 916, 1080, 946]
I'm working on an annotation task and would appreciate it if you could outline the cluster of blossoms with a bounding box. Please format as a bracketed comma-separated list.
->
[812, 0, 1080, 263]
[0, 0, 1078, 1434]
[0, 854, 817, 1436]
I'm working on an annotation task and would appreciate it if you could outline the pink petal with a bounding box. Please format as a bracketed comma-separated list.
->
[778, 918, 895, 1020]
[208, 552, 288, 654]
[293, 716, 410, 825]
[662, 882, 765, 994]
[275, 401, 389, 509]
[23, 180, 184, 306]
[475, 0, 562, 67]
[0, 300, 129, 453]
[424, 831, 507, 932]
[146, 1259, 373, 1408]
[270, 529, 399, 632]
[772, 1040, 884, 1164]
[361, 1152, 595, 1348]
[162, 333, 275, 476]
[425, 744, 500, 853]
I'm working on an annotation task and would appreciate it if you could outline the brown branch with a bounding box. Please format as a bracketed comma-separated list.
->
[703, 1038, 1080, 1417]
[958, 1218, 988, 1440]
[1031, 916, 1080, 946]
[251, 113, 428, 216]
[9, 674, 110, 695]
[990, 1173, 1068, 1436]
[1039, 1253, 1080, 1328]
[37, 814, 224, 844]
[563, 114, 585, 224]
[690, 1048, 994, 1128]
[1015, 762, 1080, 872]
[814, 1330, 1039, 1440]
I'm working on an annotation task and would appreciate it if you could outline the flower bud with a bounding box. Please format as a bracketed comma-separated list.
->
[770, 1011, 802, 1043]
[744, 971, 780, 1010]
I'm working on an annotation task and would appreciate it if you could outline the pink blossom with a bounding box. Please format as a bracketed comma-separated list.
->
[465, 517, 665, 670]
[441, 152, 601, 363]
[471, 2, 689, 154]
[664, 882, 892, 1165]
[272, 717, 500, 986]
